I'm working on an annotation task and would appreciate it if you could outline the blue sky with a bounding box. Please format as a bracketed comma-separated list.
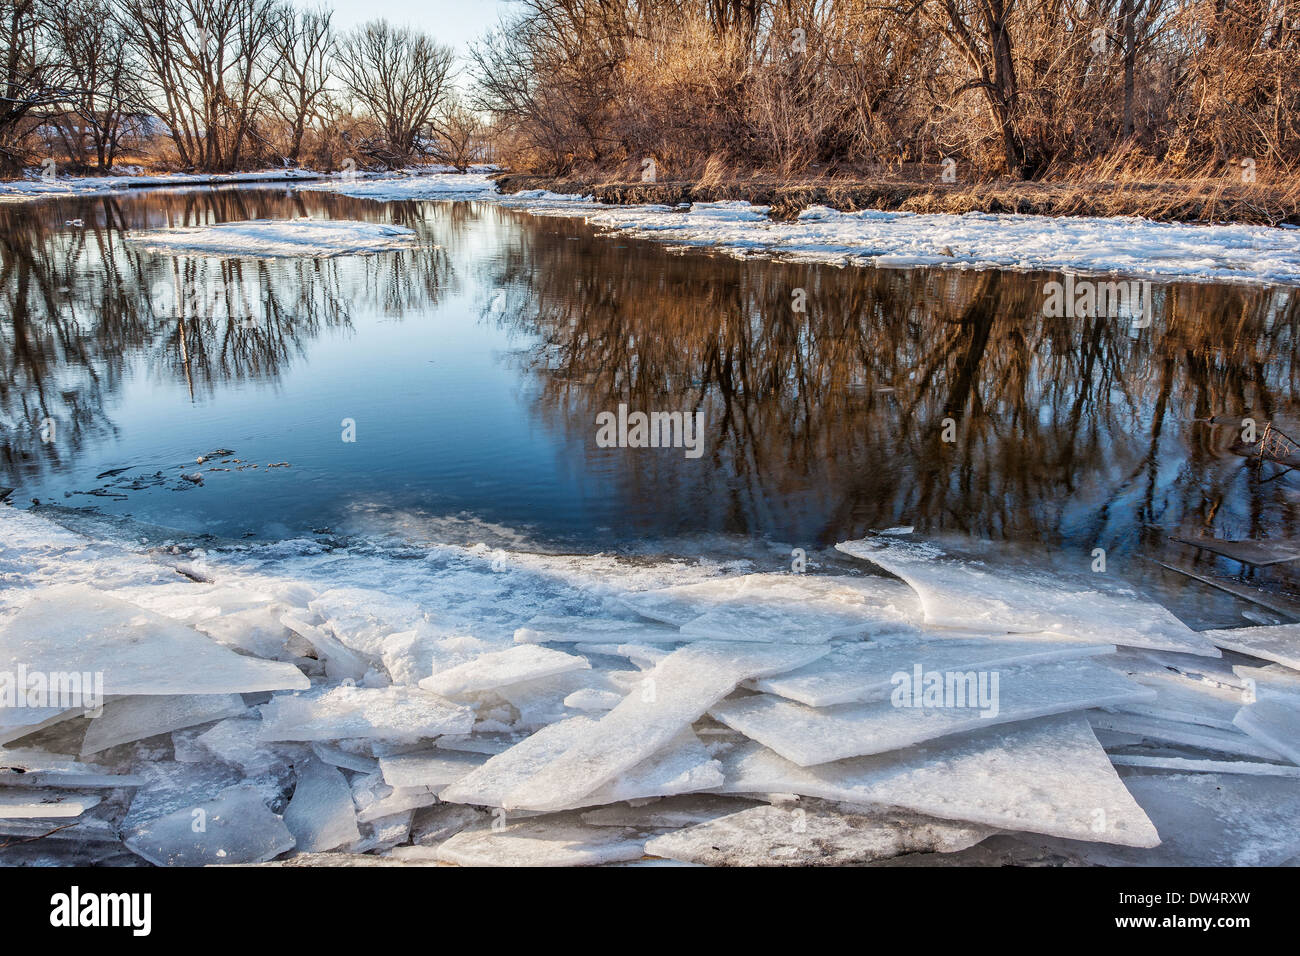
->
[325, 0, 514, 55]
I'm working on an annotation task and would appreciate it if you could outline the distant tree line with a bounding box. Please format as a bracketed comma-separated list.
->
[0, 0, 487, 174]
[469, 0, 1300, 179]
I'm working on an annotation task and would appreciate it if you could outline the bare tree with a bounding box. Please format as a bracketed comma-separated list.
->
[0, 0, 76, 172]
[268, 3, 333, 164]
[337, 19, 454, 163]
[429, 96, 486, 171]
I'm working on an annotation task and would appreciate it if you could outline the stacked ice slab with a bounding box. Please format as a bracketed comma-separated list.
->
[3, 507, 1299, 867]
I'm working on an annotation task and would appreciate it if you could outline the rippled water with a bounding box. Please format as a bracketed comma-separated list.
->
[3, 186, 1300, 623]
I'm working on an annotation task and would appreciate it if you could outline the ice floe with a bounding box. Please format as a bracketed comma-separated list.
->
[126, 219, 418, 258]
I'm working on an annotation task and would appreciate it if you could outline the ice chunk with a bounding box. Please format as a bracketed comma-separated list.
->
[719, 713, 1160, 846]
[442, 719, 721, 810]
[434, 814, 649, 866]
[1110, 671, 1246, 730]
[0, 791, 100, 818]
[514, 616, 682, 644]
[1201, 624, 1300, 671]
[379, 750, 487, 790]
[713, 659, 1151, 765]
[259, 686, 474, 742]
[0, 749, 144, 788]
[1108, 754, 1300, 776]
[280, 615, 370, 681]
[1040, 772, 1300, 865]
[1089, 712, 1286, 761]
[1233, 701, 1300, 765]
[754, 637, 1113, 707]
[124, 785, 294, 865]
[563, 688, 624, 712]
[310, 742, 379, 774]
[307, 588, 427, 657]
[410, 803, 491, 845]
[836, 539, 1219, 657]
[80, 694, 248, 755]
[283, 758, 361, 853]
[0, 585, 309, 697]
[0, 706, 81, 745]
[580, 794, 759, 829]
[621, 573, 919, 641]
[348, 809, 413, 853]
[645, 802, 993, 865]
[190, 717, 303, 776]
[498, 643, 830, 811]
[419, 645, 589, 698]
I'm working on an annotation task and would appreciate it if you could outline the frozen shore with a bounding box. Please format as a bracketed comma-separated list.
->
[2, 504, 1298, 866]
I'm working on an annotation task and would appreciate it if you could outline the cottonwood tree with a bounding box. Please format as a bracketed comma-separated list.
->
[337, 19, 454, 163]
[429, 97, 486, 171]
[45, 0, 139, 170]
[116, 0, 280, 170]
[0, 0, 77, 171]
[268, 3, 334, 164]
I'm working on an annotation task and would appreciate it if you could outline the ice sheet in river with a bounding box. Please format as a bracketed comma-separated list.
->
[836, 538, 1218, 656]
[500, 642, 830, 811]
[0, 585, 309, 697]
[718, 713, 1160, 846]
[434, 814, 649, 867]
[127, 219, 418, 257]
[753, 637, 1113, 707]
[713, 659, 1152, 765]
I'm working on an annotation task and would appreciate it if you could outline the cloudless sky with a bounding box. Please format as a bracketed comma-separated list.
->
[325, 0, 514, 56]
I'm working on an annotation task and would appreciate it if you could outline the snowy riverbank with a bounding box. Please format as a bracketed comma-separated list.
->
[3, 504, 1299, 866]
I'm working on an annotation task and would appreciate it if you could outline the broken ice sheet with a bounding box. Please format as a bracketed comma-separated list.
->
[80, 693, 248, 756]
[441, 718, 720, 810]
[124, 785, 294, 866]
[514, 615, 682, 645]
[713, 659, 1151, 766]
[349, 809, 413, 853]
[183, 717, 306, 776]
[620, 573, 920, 642]
[835, 538, 1219, 657]
[0, 584, 309, 697]
[498, 642, 830, 812]
[0, 791, 101, 818]
[718, 713, 1160, 846]
[379, 749, 487, 790]
[580, 794, 760, 829]
[281, 615, 370, 681]
[410, 803, 490, 845]
[1110, 670, 1247, 731]
[0, 749, 144, 788]
[1199, 623, 1300, 671]
[351, 773, 439, 823]
[1035, 771, 1300, 865]
[283, 758, 360, 853]
[307, 588, 428, 657]
[645, 801, 994, 866]
[259, 685, 474, 743]
[1107, 754, 1300, 777]
[419, 645, 590, 699]
[0, 706, 82, 746]
[434, 813, 649, 867]
[1233, 700, 1300, 765]
[754, 637, 1113, 707]
[1089, 711, 1286, 761]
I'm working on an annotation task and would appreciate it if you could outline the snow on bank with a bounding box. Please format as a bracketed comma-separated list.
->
[522, 196, 1300, 285]
[126, 219, 418, 257]
[0, 169, 319, 201]
[303, 170, 500, 201]
[6, 503, 1300, 866]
